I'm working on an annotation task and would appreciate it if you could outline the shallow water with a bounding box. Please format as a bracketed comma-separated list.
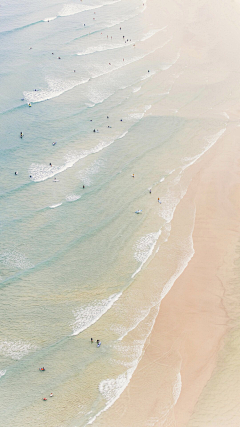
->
[0, 0, 230, 425]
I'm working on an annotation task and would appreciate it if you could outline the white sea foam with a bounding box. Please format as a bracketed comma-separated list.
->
[88, 305, 159, 425]
[0, 340, 37, 360]
[71, 292, 122, 336]
[133, 86, 141, 93]
[78, 159, 103, 186]
[173, 372, 182, 405]
[77, 42, 125, 56]
[141, 70, 156, 81]
[161, 50, 181, 71]
[43, 16, 56, 21]
[86, 367, 135, 424]
[49, 203, 62, 209]
[23, 77, 89, 104]
[0, 370, 6, 379]
[66, 194, 81, 202]
[132, 230, 161, 279]
[46, 0, 120, 20]
[127, 105, 151, 121]
[182, 128, 226, 170]
[29, 131, 128, 182]
[141, 28, 164, 41]
[222, 112, 229, 120]
[0, 250, 34, 270]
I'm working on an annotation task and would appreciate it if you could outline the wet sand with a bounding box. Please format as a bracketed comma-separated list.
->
[94, 124, 240, 426]
[91, 0, 240, 424]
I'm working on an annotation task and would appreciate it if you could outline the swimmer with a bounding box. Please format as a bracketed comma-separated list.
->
[132, 174, 134, 178]
[74, 70, 76, 72]
[158, 198, 161, 204]
[43, 398, 47, 401]
[20, 132, 23, 138]
[15, 171, 18, 175]
[28, 103, 31, 107]
[29, 47, 32, 50]
[93, 129, 96, 132]
[83, 185, 85, 189]
[53, 178, 58, 182]
[148, 70, 150, 73]
[29, 175, 32, 178]
[91, 338, 93, 343]
[149, 188, 151, 194]
[109, 63, 111, 65]
[108, 126, 112, 128]
[120, 119, 123, 121]
[107, 116, 109, 119]
[58, 57, 61, 59]
[52, 142, 56, 146]
[52, 52, 54, 55]
[49, 163, 52, 167]
[90, 119, 92, 121]
[50, 393, 53, 397]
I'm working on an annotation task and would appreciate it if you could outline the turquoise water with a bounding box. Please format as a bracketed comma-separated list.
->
[0, 0, 228, 425]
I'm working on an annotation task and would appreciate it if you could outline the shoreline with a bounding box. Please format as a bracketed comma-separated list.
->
[94, 124, 240, 427]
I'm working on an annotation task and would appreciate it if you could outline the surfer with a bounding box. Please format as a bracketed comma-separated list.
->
[20, 132, 23, 138]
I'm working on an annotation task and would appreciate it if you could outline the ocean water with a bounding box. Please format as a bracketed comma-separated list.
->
[0, 0, 229, 425]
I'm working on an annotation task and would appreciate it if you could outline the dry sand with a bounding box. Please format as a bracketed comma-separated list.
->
[92, 0, 240, 425]
[94, 123, 240, 427]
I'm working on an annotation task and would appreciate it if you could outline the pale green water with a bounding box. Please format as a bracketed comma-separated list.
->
[0, 0, 231, 425]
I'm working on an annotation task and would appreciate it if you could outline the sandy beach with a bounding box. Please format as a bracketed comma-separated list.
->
[93, 123, 240, 427]
[2, 0, 240, 425]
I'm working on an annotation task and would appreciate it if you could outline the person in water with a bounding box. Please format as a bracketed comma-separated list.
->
[83, 185, 85, 189]
[91, 338, 93, 343]
[43, 398, 47, 401]
[49, 163, 52, 166]
[50, 393, 53, 397]
[15, 171, 18, 175]
[97, 340, 99, 344]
